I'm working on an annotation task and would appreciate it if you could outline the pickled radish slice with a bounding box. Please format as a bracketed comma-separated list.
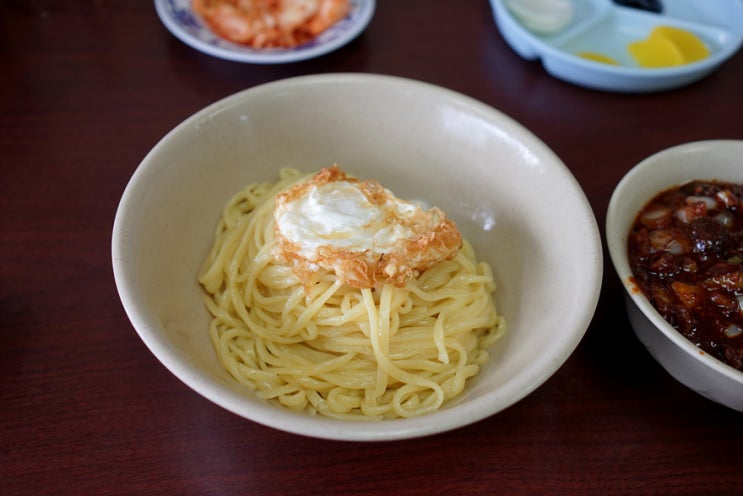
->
[577, 52, 619, 65]
[652, 26, 709, 63]
[629, 26, 709, 68]
[629, 36, 684, 67]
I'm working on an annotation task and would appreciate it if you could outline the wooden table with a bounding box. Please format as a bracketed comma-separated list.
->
[2, 1, 741, 494]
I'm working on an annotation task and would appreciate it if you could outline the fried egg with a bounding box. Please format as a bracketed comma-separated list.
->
[273, 165, 462, 288]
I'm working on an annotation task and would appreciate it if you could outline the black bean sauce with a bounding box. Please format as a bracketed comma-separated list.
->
[628, 180, 743, 370]
[613, 0, 663, 13]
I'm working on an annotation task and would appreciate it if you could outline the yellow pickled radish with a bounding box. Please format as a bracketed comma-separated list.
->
[651, 26, 709, 63]
[629, 26, 710, 68]
[577, 52, 619, 65]
[628, 36, 685, 68]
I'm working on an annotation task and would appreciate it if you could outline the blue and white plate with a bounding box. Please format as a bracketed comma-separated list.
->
[155, 0, 375, 63]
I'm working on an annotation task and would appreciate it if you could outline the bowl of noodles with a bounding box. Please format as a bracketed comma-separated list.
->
[112, 73, 602, 441]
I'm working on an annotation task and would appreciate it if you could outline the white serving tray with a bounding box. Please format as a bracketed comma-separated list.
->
[489, 0, 743, 92]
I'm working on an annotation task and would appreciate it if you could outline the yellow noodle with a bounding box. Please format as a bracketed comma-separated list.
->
[199, 168, 506, 419]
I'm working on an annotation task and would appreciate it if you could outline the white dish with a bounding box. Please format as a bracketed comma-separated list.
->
[489, 0, 743, 92]
[112, 73, 603, 441]
[607, 140, 743, 412]
[154, 0, 375, 63]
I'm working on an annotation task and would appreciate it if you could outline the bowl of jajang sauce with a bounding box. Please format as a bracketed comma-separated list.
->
[607, 140, 743, 412]
[628, 181, 743, 370]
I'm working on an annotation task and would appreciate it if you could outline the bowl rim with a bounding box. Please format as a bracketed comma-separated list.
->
[606, 139, 743, 384]
[112, 73, 604, 441]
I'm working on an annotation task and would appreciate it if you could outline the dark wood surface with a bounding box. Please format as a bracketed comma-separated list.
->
[2, 1, 742, 494]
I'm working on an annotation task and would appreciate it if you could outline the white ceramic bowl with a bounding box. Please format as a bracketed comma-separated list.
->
[607, 140, 743, 412]
[112, 73, 602, 440]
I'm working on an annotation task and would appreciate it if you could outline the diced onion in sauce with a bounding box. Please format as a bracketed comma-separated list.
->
[714, 211, 735, 228]
[717, 189, 739, 208]
[686, 196, 718, 209]
[724, 324, 743, 339]
[675, 208, 690, 224]
[640, 206, 671, 228]
[649, 229, 688, 254]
